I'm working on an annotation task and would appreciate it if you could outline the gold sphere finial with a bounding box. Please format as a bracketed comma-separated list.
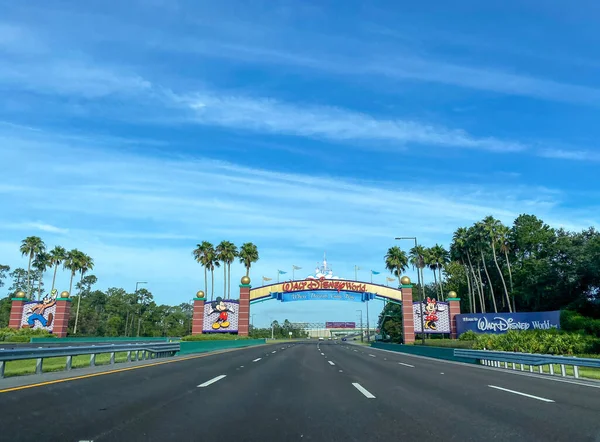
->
[15, 291, 25, 298]
[196, 290, 205, 298]
[448, 290, 458, 298]
[400, 276, 411, 285]
[241, 275, 251, 285]
[60, 291, 69, 298]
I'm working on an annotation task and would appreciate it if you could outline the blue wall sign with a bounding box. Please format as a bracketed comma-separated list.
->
[271, 290, 373, 303]
[455, 311, 561, 335]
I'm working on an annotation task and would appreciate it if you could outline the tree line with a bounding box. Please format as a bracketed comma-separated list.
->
[192, 241, 259, 300]
[384, 214, 600, 318]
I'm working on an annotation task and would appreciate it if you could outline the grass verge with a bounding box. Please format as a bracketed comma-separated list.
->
[4, 352, 130, 377]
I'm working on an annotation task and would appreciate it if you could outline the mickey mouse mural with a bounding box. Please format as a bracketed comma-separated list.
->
[203, 297, 239, 333]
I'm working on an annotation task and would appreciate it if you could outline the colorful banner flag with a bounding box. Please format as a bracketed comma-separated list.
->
[263, 276, 273, 281]
[278, 270, 287, 274]
[386, 277, 396, 282]
[292, 265, 302, 270]
[371, 270, 381, 275]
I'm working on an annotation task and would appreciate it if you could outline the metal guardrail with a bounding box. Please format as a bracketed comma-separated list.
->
[0, 342, 180, 378]
[454, 349, 600, 379]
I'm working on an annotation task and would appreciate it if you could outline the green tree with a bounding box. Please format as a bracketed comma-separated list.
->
[205, 248, 220, 301]
[384, 246, 408, 286]
[0, 264, 9, 289]
[48, 246, 67, 293]
[19, 236, 46, 298]
[239, 242, 259, 278]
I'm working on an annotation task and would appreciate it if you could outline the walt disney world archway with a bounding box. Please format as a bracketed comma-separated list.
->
[190, 258, 462, 342]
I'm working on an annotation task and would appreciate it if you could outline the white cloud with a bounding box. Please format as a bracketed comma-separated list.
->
[180, 92, 526, 153]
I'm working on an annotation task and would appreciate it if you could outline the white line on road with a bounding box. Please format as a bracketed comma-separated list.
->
[253, 358, 262, 362]
[339, 370, 343, 372]
[398, 362, 414, 368]
[488, 385, 554, 403]
[328, 361, 335, 366]
[352, 383, 376, 399]
[321, 353, 325, 355]
[272, 351, 277, 354]
[369, 354, 376, 358]
[353, 350, 357, 352]
[197, 375, 227, 388]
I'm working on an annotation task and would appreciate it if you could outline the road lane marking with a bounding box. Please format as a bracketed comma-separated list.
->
[328, 361, 335, 366]
[488, 385, 554, 403]
[321, 353, 325, 355]
[339, 370, 343, 372]
[253, 358, 262, 362]
[352, 383, 376, 399]
[197, 375, 227, 388]
[369, 354, 376, 358]
[0, 347, 262, 394]
[353, 350, 357, 352]
[272, 351, 277, 354]
[398, 362, 414, 368]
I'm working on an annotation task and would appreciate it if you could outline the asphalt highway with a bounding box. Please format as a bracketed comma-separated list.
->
[1, 341, 599, 441]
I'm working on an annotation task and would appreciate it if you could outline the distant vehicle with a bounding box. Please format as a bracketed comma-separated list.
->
[334, 337, 338, 340]
[341, 338, 347, 341]
[328, 337, 332, 340]
[318, 337, 324, 341]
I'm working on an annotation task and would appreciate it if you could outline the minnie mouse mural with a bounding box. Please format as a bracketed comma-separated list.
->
[413, 297, 450, 333]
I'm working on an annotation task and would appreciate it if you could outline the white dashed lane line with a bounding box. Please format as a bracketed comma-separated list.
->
[398, 362, 414, 368]
[352, 382, 376, 399]
[369, 354, 376, 358]
[253, 358, 261, 362]
[488, 385, 554, 403]
[328, 361, 336, 366]
[197, 375, 227, 388]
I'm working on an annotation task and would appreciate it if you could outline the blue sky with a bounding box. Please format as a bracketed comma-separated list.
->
[1, 1, 599, 328]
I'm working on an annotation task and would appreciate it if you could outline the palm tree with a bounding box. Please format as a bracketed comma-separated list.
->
[408, 245, 428, 293]
[73, 253, 94, 334]
[239, 242, 259, 277]
[384, 246, 408, 285]
[216, 241, 238, 298]
[472, 223, 498, 313]
[449, 243, 474, 313]
[431, 244, 449, 301]
[463, 226, 486, 313]
[64, 249, 84, 298]
[193, 241, 213, 297]
[482, 216, 512, 312]
[206, 248, 220, 301]
[32, 252, 50, 300]
[48, 246, 67, 293]
[498, 224, 516, 311]
[20, 236, 46, 298]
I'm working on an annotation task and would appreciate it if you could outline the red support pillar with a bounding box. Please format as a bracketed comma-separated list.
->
[52, 292, 72, 338]
[238, 276, 251, 336]
[9, 292, 28, 329]
[448, 293, 461, 339]
[400, 277, 415, 344]
[191, 291, 206, 335]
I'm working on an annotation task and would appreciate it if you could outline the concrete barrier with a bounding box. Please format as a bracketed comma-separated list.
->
[371, 342, 479, 364]
[179, 339, 267, 355]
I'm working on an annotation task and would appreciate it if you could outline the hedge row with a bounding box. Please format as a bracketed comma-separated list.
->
[458, 329, 599, 355]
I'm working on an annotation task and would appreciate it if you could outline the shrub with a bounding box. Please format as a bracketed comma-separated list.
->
[181, 334, 252, 341]
[561, 310, 600, 338]
[458, 330, 480, 341]
[0, 327, 55, 342]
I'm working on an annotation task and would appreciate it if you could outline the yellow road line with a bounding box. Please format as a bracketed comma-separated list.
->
[0, 347, 256, 394]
